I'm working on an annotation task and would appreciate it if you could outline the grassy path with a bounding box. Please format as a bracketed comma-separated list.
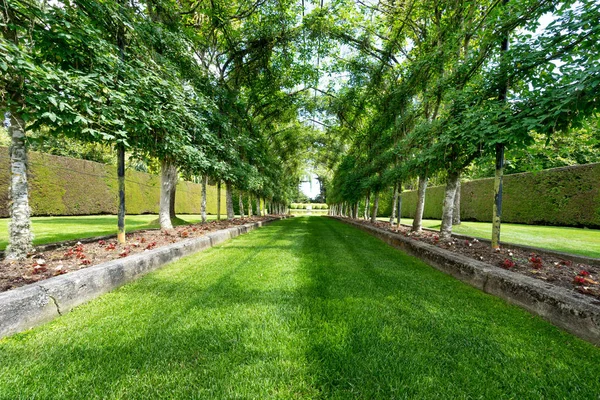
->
[1, 217, 599, 399]
[381, 217, 600, 258]
[0, 214, 222, 250]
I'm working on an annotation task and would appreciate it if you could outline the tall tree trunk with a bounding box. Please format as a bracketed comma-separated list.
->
[5, 113, 33, 260]
[492, 145, 505, 248]
[364, 192, 370, 220]
[117, 143, 126, 243]
[371, 192, 379, 223]
[226, 182, 234, 220]
[397, 184, 402, 227]
[439, 172, 460, 239]
[256, 197, 261, 216]
[159, 158, 177, 231]
[453, 180, 461, 225]
[354, 203, 359, 219]
[492, 0, 510, 249]
[217, 181, 221, 221]
[248, 195, 253, 217]
[201, 175, 207, 223]
[169, 174, 177, 220]
[412, 175, 428, 232]
[390, 183, 398, 225]
[239, 192, 245, 218]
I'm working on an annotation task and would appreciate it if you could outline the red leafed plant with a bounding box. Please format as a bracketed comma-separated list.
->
[105, 243, 116, 251]
[180, 230, 189, 238]
[529, 256, 543, 269]
[579, 270, 590, 277]
[32, 265, 48, 274]
[98, 240, 106, 246]
[145, 241, 157, 250]
[80, 259, 91, 265]
[574, 276, 587, 285]
[501, 259, 515, 269]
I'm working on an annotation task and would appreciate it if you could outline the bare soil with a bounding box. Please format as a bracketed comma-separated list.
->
[0, 217, 273, 293]
[352, 218, 600, 300]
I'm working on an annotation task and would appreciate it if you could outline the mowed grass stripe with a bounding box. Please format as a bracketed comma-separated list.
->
[1, 216, 599, 399]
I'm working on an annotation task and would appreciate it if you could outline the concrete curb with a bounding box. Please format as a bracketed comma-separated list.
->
[0, 217, 288, 339]
[332, 217, 600, 346]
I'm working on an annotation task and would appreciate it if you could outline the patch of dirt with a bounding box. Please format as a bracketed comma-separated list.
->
[0, 217, 274, 293]
[353, 218, 600, 301]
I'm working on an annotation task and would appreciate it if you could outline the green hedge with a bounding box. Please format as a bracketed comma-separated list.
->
[399, 163, 600, 228]
[0, 147, 226, 217]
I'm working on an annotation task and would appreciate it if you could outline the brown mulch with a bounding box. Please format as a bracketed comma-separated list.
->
[0, 217, 273, 293]
[351, 218, 600, 301]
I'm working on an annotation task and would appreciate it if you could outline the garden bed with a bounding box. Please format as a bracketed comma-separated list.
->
[0, 217, 273, 293]
[354, 218, 600, 300]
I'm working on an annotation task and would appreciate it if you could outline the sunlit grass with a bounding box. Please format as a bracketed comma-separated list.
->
[1, 217, 598, 399]
[378, 217, 600, 258]
[0, 214, 224, 250]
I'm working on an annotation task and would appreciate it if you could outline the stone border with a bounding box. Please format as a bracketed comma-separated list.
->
[332, 217, 600, 346]
[0, 217, 288, 339]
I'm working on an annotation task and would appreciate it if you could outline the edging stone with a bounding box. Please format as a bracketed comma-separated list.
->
[0, 217, 287, 339]
[332, 217, 600, 346]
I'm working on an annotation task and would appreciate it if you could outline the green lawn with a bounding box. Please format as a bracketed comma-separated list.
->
[381, 217, 600, 258]
[1, 217, 598, 399]
[0, 214, 224, 250]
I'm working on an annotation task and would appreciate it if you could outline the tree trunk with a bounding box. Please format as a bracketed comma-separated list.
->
[453, 180, 461, 225]
[371, 192, 379, 223]
[354, 203, 359, 219]
[412, 175, 428, 232]
[440, 172, 460, 239]
[256, 197, 261, 216]
[159, 158, 177, 231]
[390, 183, 398, 225]
[492, 0, 510, 249]
[201, 175, 207, 223]
[364, 192, 370, 220]
[5, 112, 34, 260]
[117, 143, 126, 243]
[397, 185, 402, 226]
[492, 144, 505, 248]
[217, 181, 221, 221]
[169, 173, 177, 220]
[239, 192, 245, 218]
[248, 195, 253, 217]
[226, 182, 234, 220]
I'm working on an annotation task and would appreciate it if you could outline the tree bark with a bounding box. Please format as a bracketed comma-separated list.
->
[248, 195, 253, 217]
[217, 181, 221, 221]
[397, 185, 402, 226]
[364, 192, 370, 220]
[239, 192, 245, 218]
[169, 173, 177, 220]
[117, 143, 126, 243]
[226, 182, 234, 220]
[440, 172, 460, 239]
[256, 197, 261, 216]
[412, 175, 428, 232]
[159, 158, 177, 231]
[390, 183, 398, 225]
[371, 192, 379, 223]
[5, 113, 34, 260]
[453, 180, 461, 225]
[492, 144, 505, 248]
[201, 175, 207, 223]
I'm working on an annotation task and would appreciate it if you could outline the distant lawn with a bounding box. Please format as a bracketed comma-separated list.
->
[379, 217, 600, 258]
[0, 214, 224, 250]
[1, 217, 598, 398]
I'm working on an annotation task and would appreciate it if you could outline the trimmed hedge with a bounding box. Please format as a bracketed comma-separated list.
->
[0, 147, 226, 217]
[399, 163, 600, 228]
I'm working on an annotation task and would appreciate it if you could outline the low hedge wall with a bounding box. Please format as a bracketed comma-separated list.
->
[399, 163, 600, 227]
[0, 147, 225, 217]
